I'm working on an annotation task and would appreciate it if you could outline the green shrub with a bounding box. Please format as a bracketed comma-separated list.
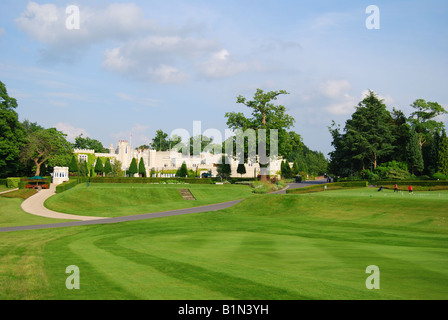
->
[433, 172, 448, 180]
[6, 177, 21, 188]
[56, 180, 80, 193]
[370, 180, 448, 187]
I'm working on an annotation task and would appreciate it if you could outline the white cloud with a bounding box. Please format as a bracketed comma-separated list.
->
[325, 89, 397, 116]
[55, 122, 89, 142]
[325, 93, 357, 115]
[102, 35, 220, 83]
[116, 92, 160, 108]
[198, 49, 249, 78]
[150, 65, 190, 84]
[15, 2, 250, 83]
[320, 80, 351, 99]
[15, 2, 154, 47]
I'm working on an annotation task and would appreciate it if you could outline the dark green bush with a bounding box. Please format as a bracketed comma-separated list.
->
[369, 180, 448, 187]
[55, 180, 80, 193]
[6, 177, 21, 188]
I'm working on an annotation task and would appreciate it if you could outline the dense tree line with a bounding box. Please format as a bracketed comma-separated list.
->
[1, 81, 73, 178]
[328, 91, 448, 179]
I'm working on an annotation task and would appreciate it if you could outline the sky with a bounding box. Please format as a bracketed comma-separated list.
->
[1, 0, 447, 157]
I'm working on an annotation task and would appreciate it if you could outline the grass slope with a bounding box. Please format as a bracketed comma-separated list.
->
[44, 183, 254, 217]
[0, 187, 447, 300]
[0, 195, 73, 228]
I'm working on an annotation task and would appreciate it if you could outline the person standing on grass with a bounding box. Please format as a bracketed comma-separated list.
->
[408, 185, 413, 194]
[394, 184, 399, 193]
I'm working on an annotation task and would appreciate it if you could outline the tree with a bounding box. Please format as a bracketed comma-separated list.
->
[225, 88, 295, 181]
[128, 158, 138, 177]
[285, 131, 304, 162]
[344, 91, 395, 170]
[112, 160, 123, 177]
[20, 128, 73, 176]
[292, 160, 300, 175]
[104, 159, 112, 176]
[281, 160, 292, 179]
[0, 81, 27, 178]
[94, 157, 104, 176]
[408, 99, 447, 150]
[438, 130, 448, 175]
[176, 162, 188, 178]
[406, 129, 424, 175]
[189, 135, 215, 155]
[329, 91, 395, 176]
[79, 159, 89, 177]
[73, 134, 107, 153]
[138, 158, 146, 177]
[152, 130, 170, 151]
[328, 121, 350, 176]
[68, 155, 79, 174]
[237, 163, 246, 177]
[217, 156, 231, 181]
[390, 108, 411, 163]
[137, 145, 150, 151]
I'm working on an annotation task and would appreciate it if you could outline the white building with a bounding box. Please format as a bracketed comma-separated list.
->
[52, 167, 69, 185]
[74, 140, 282, 178]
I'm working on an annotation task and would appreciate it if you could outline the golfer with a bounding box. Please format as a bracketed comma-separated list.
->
[408, 185, 413, 194]
[394, 184, 399, 193]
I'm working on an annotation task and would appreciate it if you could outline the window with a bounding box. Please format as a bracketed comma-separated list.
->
[79, 154, 88, 162]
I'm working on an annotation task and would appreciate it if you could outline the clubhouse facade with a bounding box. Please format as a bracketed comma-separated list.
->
[74, 140, 282, 178]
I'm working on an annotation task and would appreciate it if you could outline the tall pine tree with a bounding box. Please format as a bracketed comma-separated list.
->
[406, 129, 424, 175]
[176, 162, 188, 177]
[68, 155, 79, 174]
[94, 157, 104, 176]
[138, 158, 146, 177]
[128, 158, 138, 177]
[104, 159, 112, 176]
[344, 91, 395, 170]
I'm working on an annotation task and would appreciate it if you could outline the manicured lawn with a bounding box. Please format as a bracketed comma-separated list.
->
[0, 195, 73, 228]
[0, 185, 9, 192]
[44, 183, 255, 217]
[1, 187, 447, 300]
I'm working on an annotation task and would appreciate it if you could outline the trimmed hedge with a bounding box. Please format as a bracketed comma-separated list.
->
[6, 177, 21, 188]
[84, 177, 215, 184]
[55, 180, 80, 193]
[286, 181, 368, 194]
[369, 180, 448, 187]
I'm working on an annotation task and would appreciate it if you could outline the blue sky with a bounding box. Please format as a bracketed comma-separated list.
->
[1, 0, 447, 156]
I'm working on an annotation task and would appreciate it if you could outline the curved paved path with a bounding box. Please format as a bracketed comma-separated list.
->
[20, 184, 106, 221]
